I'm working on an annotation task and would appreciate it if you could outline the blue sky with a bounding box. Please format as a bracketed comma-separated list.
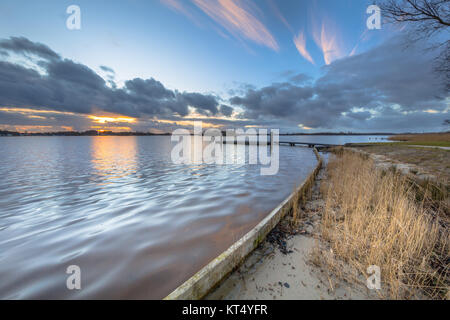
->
[0, 0, 448, 133]
[0, 0, 382, 93]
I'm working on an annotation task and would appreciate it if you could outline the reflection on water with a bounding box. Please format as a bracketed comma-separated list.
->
[91, 137, 138, 181]
[0, 136, 318, 299]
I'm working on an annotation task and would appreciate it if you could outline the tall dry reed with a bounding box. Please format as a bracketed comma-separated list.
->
[320, 151, 449, 299]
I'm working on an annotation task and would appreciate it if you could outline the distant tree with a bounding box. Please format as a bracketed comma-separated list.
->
[444, 119, 450, 126]
[377, 0, 450, 86]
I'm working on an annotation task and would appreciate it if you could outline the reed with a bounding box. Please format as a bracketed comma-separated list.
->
[389, 133, 450, 145]
[319, 150, 449, 299]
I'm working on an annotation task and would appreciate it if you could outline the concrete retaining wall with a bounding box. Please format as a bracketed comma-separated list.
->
[164, 148, 323, 300]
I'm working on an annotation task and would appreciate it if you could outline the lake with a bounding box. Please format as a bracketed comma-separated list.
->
[0, 135, 386, 299]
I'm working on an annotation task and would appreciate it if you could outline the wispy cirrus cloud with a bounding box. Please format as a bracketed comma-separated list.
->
[266, 0, 315, 64]
[293, 31, 315, 65]
[187, 0, 279, 51]
[160, 0, 200, 25]
[266, 0, 293, 33]
[311, 17, 345, 65]
[350, 29, 370, 57]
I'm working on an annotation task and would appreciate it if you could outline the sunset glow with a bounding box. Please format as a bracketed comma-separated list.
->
[88, 115, 137, 124]
[312, 19, 344, 65]
[91, 126, 133, 132]
[0, 107, 77, 116]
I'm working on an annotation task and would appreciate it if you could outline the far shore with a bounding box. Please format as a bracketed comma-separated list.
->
[1, 129, 446, 137]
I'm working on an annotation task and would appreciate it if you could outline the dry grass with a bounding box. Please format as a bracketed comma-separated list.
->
[291, 187, 301, 224]
[358, 144, 450, 183]
[290, 153, 322, 226]
[319, 150, 449, 299]
[389, 133, 450, 144]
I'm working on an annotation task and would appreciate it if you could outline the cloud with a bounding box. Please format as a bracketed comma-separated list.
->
[230, 82, 315, 119]
[230, 36, 448, 131]
[345, 111, 372, 121]
[47, 59, 106, 90]
[100, 65, 116, 85]
[100, 65, 115, 74]
[219, 104, 234, 116]
[266, 0, 293, 33]
[0, 37, 224, 122]
[0, 36, 60, 61]
[311, 17, 345, 65]
[191, 0, 279, 51]
[125, 78, 175, 100]
[179, 92, 220, 115]
[0, 36, 447, 133]
[289, 73, 311, 84]
[293, 31, 315, 65]
[160, 0, 200, 25]
[161, 0, 189, 15]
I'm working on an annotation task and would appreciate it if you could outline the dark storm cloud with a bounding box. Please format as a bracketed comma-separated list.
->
[0, 109, 91, 130]
[339, 109, 448, 133]
[230, 36, 448, 131]
[289, 73, 311, 84]
[0, 37, 223, 119]
[0, 37, 60, 61]
[219, 104, 234, 117]
[47, 59, 107, 90]
[100, 65, 116, 85]
[230, 82, 315, 119]
[125, 78, 175, 100]
[316, 37, 447, 112]
[0, 58, 113, 115]
[99, 65, 115, 74]
[346, 111, 372, 121]
[178, 92, 219, 115]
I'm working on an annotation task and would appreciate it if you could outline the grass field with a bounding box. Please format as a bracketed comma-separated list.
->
[389, 133, 450, 147]
[355, 144, 450, 183]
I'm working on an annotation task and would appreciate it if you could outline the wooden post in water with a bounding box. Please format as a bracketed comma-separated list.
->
[270, 131, 274, 152]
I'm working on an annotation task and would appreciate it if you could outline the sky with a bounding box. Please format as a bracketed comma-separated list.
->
[0, 0, 448, 133]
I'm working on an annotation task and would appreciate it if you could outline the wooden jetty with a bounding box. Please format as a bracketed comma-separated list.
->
[222, 139, 338, 149]
[278, 141, 338, 148]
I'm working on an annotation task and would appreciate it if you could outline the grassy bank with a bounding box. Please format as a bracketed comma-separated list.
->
[355, 144, 450, 183]
[317, 150, 449, 299]
[389, 133, 450, 147]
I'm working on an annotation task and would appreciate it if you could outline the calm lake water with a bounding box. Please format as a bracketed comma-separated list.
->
[0, 135, 386, 299]
[281, 135, 389, 144]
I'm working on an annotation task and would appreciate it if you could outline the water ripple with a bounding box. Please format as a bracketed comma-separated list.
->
[0, 136, 317, 299]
